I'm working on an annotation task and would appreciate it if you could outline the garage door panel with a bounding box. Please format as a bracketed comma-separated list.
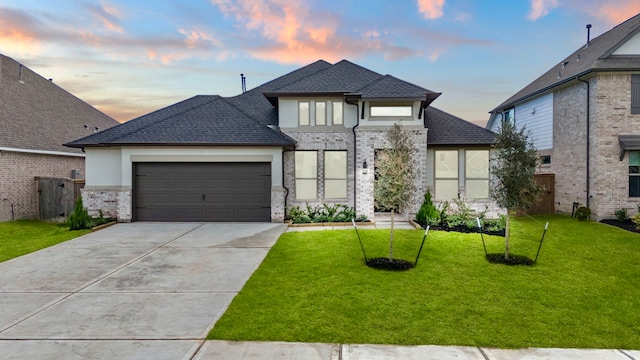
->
[134, 162, 271, 222]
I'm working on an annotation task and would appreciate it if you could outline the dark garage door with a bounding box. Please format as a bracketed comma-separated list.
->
[134, 162, 271, 222]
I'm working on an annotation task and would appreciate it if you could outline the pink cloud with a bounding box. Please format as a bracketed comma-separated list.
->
[585, 1, 640, 24]
[84, 2, 125, 33]
[528, 0, 559, 20]
[417, 0, 445, 20]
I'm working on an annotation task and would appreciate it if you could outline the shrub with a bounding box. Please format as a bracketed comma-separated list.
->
[415, 190, 440, 227]
[615, 208, 628, 222]
[485, 215, 506, 233]
[632, 213, 640, 230]
[575, 206, 591, 221]
[67, 196, 92, 230]
[286, 204, 367, 224]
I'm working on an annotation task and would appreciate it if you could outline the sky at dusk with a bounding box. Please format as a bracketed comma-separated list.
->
[2, 0, 640, 126]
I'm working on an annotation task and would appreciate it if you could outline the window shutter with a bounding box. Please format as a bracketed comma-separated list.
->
[631, 75, 640, 114]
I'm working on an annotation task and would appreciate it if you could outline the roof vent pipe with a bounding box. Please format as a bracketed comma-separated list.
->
[240, 73, 246, 93]
[586, 24, 592, 45]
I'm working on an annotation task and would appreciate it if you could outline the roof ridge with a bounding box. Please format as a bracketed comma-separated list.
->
[217, 96, 293, 142]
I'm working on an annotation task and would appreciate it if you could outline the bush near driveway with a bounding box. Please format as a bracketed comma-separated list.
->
[209, 215, 640, 349]
[0, 220, 90, 263]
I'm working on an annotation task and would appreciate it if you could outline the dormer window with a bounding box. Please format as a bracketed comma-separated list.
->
[370, 105, 412, 117]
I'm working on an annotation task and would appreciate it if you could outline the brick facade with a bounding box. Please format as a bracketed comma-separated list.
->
[282, 127, 428, 221]
[81, 187, 132, 222]
[0, 151, 84, 221]
[544, 74, 640, 219]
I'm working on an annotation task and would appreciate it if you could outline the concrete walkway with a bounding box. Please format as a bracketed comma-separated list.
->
[0, 221, 637, 359]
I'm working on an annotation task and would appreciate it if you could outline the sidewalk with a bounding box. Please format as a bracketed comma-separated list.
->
[196, 341, 639, 359]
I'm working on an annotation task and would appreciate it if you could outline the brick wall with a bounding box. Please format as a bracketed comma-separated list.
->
[282, 130, 356, 216]
[81, 187, 132, 222]
[591, 74, 640, 218]
[282, 127, 427, 222]
[0, 151, 84, 221]
[549, 81, 589, 214]
[547, 74, 640, 219]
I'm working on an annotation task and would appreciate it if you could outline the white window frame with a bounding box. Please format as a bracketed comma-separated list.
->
[464, 150, 490, 200]
[324, 151, 347, 199]
[295, 151, 317, 199]
[434, 150, 459, 201]
[315, 102, 326, 126]
[332, 101, 343, 125]
[370, 105, 412, 117]
[298, 101, 310, 126]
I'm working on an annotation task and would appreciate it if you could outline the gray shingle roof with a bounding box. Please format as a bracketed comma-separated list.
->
[491, 13, 640, 113]
[66, 59, 487, 148]
[0, 54, 118, 154]
[358, 74, 435, 99]
[425, 107, 495, 145]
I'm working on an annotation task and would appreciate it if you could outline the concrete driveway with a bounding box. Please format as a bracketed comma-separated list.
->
[0, 222, 286, 359]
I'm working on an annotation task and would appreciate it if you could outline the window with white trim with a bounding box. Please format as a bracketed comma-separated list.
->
[370, 105, 412, 117]
[315, 102, 326, 125]
[435, 150, 458, 200]
[324, 151, 347, 199]
[295, 151, 317, 199]
[332, 102, 343, 125]
[465, 150, 489, 199]
[298, 101, 310, 126]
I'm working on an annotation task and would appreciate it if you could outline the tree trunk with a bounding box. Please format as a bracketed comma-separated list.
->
[504, 210, 510, 260]
[389, 209, 395, 260]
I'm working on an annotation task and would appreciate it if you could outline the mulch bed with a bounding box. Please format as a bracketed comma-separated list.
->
[366, 257, 415, 271]
[426, 224, 505, 237]
[486, 253, 535, 266]
[599, 219, 640, 234]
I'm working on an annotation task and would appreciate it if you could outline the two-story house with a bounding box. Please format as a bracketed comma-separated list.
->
[487, 14, 640, 220]
[65, 60, 495, 223]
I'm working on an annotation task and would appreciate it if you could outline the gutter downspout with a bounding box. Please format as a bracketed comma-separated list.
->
[346, 98, 360, 214]
[577, 76, 590, 209]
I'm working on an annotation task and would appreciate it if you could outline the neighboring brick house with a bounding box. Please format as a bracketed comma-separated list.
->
[486, 14, 640, 220]
[66, 60, 495, 223]
[0, 54, 118, 221]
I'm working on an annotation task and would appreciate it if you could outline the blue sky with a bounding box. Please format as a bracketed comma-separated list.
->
[1, 0, 639, 125]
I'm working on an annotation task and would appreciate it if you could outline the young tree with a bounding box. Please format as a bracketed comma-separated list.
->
[490, 121, 543, 259]
[374, 124, 417, 260]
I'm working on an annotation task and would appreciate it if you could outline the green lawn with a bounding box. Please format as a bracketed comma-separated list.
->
[209, 215, 640, 349]
[0, 220, 90, 263]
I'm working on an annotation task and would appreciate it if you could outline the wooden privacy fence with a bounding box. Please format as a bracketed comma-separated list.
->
[35, 177, 85, 222]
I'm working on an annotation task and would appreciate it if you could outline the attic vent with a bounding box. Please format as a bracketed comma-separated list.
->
[557, 71, 562, 79]
[18, 64, 25, 84]
[562, 61, 569, 69]
[577, 54, 581, 61]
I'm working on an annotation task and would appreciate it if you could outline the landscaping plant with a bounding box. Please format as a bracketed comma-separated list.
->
[415, 190, 440, 227]
[67, 196, 92, 230]
[575, 206, 591, 221]
[490, 121, 543, 260]
[615, 208, 628, 222]
[373, 124, 417, 266]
